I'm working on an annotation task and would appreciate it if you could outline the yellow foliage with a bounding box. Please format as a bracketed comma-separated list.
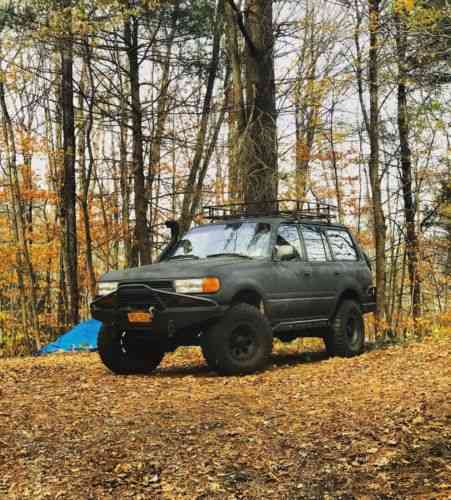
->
[395, 0, 415, 12]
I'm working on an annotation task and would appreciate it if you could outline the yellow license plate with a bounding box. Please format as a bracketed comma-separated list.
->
[128, 311, 153, 323]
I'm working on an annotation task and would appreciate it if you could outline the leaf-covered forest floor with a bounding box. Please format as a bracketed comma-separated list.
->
[1, 336, 450, 500]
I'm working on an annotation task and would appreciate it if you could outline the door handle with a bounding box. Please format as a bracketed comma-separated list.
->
[334, 271, 341, 276]
[303, 271, 312, 277]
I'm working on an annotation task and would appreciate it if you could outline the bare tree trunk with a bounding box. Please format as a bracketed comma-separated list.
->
[125, 13, 151, 266]
[78, 53, 96, 299]
[148, 3, 179, 250]
[228, 0, 278, 214]
[111, 136, 120, 269]
[395, 11, 421, 326]
[21, 139, 33, 244]
[119, 110, 133, 266]
[295, 3, 319, 201]
[367, 0, 387, 330]
[44, 88, 68, 328]
[395, 244, 408, 337]
[180, 0, 225, 233]
[61, 0, 79, 324]
[187, 96, 228, 225]
[328, 101, 344, 223]
[225, 0, 246, 202]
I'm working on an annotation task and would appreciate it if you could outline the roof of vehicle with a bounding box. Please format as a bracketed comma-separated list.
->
[200, 201, 347, 229]
[197, 216, 348, 230]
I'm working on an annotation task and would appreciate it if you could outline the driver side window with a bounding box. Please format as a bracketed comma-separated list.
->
[276, 224, 304, 260]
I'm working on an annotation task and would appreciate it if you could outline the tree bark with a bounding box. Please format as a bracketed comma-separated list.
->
[125, 13, 151, 266]
[225, 0, 246, 202]
[228, 0, 278, 214]
[119, 106, 133, 266]
[45, 85, 68, 329]
[367, 0, 387, 330]
[295, 3, 319, 201]
[115, 36, 133, 267]
[78, 54, 96, 300]
[61, 0, 79, 324]
[395, 10, 421, 324]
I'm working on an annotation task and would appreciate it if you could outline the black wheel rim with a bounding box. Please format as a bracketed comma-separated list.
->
[120, 332, 150, 360]
[229, 325, 258, 362]
[345, 316, 361, 347]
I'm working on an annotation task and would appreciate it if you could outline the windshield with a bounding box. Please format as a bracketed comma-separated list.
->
[168, 222, 272, 260]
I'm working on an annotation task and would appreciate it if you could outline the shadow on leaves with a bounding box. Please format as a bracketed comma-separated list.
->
[153, 349, 329, 379]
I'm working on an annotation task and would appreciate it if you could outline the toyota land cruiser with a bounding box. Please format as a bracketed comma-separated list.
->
[91, 201, 376, 375]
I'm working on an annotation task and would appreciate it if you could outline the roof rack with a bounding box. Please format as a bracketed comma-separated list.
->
[202, 200, 337, 223]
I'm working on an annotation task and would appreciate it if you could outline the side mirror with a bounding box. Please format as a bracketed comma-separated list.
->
[274, 245, 295, 261]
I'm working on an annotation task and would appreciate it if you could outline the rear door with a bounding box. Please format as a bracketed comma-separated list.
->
[299, 224, 338, 318]
[324, 226, 364, 295]
[266, 223, 315, 321]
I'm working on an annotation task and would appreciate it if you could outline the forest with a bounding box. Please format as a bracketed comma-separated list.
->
[0, 0, 449, 356]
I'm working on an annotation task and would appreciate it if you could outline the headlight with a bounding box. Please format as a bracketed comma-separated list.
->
[174, 277, 220, 294]
[97, 281, 119, 296]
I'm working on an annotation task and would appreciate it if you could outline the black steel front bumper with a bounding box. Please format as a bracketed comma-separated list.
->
[91, 283, 226, 337]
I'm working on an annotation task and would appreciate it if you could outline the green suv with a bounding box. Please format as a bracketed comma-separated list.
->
[91, 201, 376, 375]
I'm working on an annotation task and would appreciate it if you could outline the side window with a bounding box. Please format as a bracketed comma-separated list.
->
[326, 229, 358, 261]
[300, 225, 330, 262]
[276, 224, 304, 260]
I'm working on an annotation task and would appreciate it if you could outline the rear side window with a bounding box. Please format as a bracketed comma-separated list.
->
[300, 225, 330, 262]
[277, 224, 304, 259]
[326, 229, 358, 261]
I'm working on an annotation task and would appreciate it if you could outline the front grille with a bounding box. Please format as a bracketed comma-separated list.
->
[117, 281, 173, 309]
[148, 281, 174, 292]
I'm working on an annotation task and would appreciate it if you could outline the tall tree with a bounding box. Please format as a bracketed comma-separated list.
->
[124, 10, 152, 266]
[227, 0, 277, 213]
[224, 0, 245, 203]
[294, 2, 320, 201]
[394, 4, 421, 324]
[355, 0, 387, 329]
[78, 44, 97, 300]
[60, 0, 79, 324]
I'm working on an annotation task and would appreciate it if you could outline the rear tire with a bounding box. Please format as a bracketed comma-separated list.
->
[98, 324, 165, 374]
[203, 303, 273, 375]
[324, 300, 365, 357]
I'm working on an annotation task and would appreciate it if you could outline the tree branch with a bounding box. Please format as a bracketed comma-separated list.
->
[226, 0, 258, 56]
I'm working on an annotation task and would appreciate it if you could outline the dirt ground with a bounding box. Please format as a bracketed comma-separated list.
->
[0, 336, 450, 499]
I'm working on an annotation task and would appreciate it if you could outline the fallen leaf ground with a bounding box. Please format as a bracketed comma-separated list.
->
[1, 336, 450, 499]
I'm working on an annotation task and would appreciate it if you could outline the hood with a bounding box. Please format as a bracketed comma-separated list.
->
[99, 257, 257, 282]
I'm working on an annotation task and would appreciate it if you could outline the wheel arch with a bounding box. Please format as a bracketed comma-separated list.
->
[331, 288, 362, 318]
[231, 288, 263, 309]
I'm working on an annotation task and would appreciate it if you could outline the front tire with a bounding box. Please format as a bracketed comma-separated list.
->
[203, 303, 273, 375]
[201, 340, 218, 371]
[324, 300, 365, 357]
[98, 325, 165, 374]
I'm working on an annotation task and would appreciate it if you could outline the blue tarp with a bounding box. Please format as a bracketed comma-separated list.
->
[39, 319, 101, 354]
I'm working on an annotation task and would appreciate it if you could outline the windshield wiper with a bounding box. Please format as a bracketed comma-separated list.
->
[168, 254, 200, 260]
[206, 253, 253, 259]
